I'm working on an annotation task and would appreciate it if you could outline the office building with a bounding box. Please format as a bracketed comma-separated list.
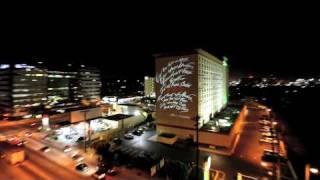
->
[0, 63, 47, 119]
[144, 76, 155, 97]
[104, 78, 144, 97]
[74, 66, 102, 104]
[47, 70, 77, 105]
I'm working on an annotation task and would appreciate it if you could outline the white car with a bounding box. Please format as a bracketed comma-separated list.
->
[259, 138, 278, 144]
[261, 132, 276, 137]
[72, 153, 84, 162]
[40, 146, 51, 152]
[63, 146, 72, 153]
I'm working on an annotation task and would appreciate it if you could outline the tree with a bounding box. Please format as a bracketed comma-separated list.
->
[165, 160, 189, 180]
[188, 166, 204, 180]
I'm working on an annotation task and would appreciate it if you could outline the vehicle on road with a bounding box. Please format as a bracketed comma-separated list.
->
[107, 167, 117, 176]
[7, 136, 24, 146]
[24, 132, 32, 137]
[40, 146, 51, 152]
[72, 154, 84, 162]
[113, 138, 122, 145]
[75, 163, 88, 172]
[259, 138, 279, 144]
[132, 130, 143, 136]
[92, 169, 106, 179]
[124, 134, 134, 140]
[261, 132, 277, 138]
[63, 145, 72, 153]
[259, 120, 274, 126]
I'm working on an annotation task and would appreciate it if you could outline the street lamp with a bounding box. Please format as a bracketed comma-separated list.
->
[81, 110, 90, 153]
[305, 164, 319, 180]
[310, 167, 319, 174]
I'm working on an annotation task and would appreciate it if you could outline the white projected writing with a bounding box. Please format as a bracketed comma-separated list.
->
[156, 57, 195, 112]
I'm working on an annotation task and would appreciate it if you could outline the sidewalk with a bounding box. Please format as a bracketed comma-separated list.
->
[0, 118, 39, 128]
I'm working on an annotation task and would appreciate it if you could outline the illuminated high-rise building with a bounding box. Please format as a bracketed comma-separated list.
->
[0, 63, 47, 119]
[155, 49, 228, 138]
[74, 66, 102, 104]
[144, 76, 155, 97]
[47, 70, 77, 105]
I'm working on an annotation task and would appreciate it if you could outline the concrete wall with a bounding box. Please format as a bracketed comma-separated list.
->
[70, 107, 102, 123]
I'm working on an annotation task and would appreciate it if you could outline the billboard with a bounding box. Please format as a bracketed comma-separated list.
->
[155, 55, 198, 127]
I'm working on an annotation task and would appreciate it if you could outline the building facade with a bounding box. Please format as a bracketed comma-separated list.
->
[0, 64, 48, 119]
[74, 67, 102, 104]
[47, 70, 77, 105]
[103, 78, 144, 97]
[0, 63, 102, 120]
[144, 76, 155, 97]
[155, 49, 228, 137]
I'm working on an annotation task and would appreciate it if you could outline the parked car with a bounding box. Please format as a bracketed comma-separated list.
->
[72, 154, 84, 162]
[113, 138, 122, 145]
[261, 132, 277, 138]
[63, 145, 72, 153]
[76, 137, 84, 142]
[24, 132, 32, 137]
[107, 167, 118, 176]
[132, 130, 143, 136]
[75, 163, 88, 172]
[40, 146, 51, 153]
[259, 138, 279, 144]
[92, 169, 106, 179]
[124, 134, 134, 140]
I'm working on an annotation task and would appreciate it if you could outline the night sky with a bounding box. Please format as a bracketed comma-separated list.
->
[1, 4, 319, 80]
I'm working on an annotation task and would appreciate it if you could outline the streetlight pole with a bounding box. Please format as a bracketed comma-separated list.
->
[196, 115, 200, 179]
[82, 109, 89, 153]
[83, 111, 87, 153]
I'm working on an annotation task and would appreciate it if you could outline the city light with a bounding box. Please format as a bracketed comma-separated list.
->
[310, 167, 319, 174]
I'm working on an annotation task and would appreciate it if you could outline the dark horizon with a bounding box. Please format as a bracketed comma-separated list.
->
[1, 4, 319, 80]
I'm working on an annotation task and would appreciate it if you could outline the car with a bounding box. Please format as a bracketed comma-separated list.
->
[40, 146, 51, 152]
[107, 167, 117, 176]
[259, 120, 271, 124]
[92, 169, 106, 179]
[72, 154, 84, 162]
[75, 163, 88, 172]
[25, 131, 32, 137]
[259, 138, 279, 144]
[63, 145, 72, 153]
[261, 132, 277, 138]
[124, 134, 134, 140]
[113, 138, 122, 145]
[30, 123, 37, 127]
[76, 137, 84, 142]
[132, 130, 143, 136]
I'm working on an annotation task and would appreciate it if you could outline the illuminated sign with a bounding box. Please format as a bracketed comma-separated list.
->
[156, 57, 195, 112]
[42, 115, 50, 130]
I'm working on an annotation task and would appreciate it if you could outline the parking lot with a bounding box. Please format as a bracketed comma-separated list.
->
[98, 116, 272, 179]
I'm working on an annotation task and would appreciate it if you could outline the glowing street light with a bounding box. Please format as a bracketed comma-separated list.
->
[310, 167, 319, 174]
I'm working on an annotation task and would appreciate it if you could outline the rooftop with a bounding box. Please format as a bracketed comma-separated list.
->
[153, 48, 223, 64]
[105, 114, 133, 121]
[200, 104, 242, 134]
